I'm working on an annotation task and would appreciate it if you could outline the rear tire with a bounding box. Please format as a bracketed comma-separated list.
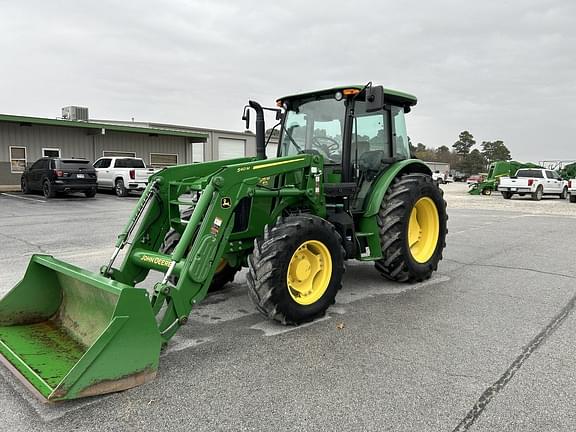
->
[85, 189, 96, 198]
[502, 191, 513, 199]
[21, 177, 30, 194]
[115, 179, 128, 197]
[42, 180, 55, 199]
[560, 187, 568, 199]
[247, 215, 345, 325]
[570, 194, 576, 203]
[375, 173, 447, 283]
[532, 186, 543, 201]
[160, 209, 239, 292]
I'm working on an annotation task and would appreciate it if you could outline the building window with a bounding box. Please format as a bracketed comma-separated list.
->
[103, 150, 136, 158]
[150, 153, 178, 167]
[9, 146, 27, 173]
[42, 148, 61, 158]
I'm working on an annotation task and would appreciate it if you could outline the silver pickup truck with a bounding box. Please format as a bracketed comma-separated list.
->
[498, 168, 568, 201]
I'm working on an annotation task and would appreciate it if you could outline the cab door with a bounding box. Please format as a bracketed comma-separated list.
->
[350, 103, 390, 211]
[93, 158, 112, 188]
[545, 170, 561, 193]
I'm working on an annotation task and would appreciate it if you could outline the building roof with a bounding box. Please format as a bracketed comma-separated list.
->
[0, 113, 208, 141]
[277, 85, 418, 106]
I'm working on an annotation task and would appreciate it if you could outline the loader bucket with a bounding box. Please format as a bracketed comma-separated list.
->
[0, 255, 162, 401]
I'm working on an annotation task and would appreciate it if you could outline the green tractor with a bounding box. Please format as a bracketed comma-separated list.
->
[0, 84, 447, 401]
[469, 160, 540, 195]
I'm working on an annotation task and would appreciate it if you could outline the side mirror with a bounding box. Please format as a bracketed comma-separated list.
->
[242, 107, 250, 130]
[366, 85, 385, 112]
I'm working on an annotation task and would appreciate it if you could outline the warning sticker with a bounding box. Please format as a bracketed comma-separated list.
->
[211, 217, 223, 235]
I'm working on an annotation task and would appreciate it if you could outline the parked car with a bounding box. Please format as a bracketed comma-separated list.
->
[466, 174, 484, 185]
[93, 157, 158, 197]
[21, 157, 97, 198]
[498, 168, 568, 201]
[451, 171, 466, 182]
[432, 170, 446, 184]
[568, 179, 576, 203]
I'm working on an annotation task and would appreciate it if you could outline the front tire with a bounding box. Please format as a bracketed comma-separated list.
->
[247, 215, 345, 325]
[375, 173, 447, 283]
[481, 187, 492, 196]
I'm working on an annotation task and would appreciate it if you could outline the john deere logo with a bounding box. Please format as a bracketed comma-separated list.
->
[221, 197, 232, 209]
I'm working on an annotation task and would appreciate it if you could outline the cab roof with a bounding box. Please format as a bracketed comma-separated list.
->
[277, 85, 418, 107]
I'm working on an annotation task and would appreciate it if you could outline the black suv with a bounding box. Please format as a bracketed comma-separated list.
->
[21, 157, 98, 198]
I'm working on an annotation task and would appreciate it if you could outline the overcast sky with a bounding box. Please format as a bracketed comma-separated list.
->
[1, 0, 574, 161]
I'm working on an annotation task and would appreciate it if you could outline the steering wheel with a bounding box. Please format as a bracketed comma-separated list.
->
[312, 136, 341, 161]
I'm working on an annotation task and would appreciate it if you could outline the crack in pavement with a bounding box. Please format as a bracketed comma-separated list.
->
[0, 232, 48, 254]
[452, 282, 576, 431]
[444, 258, 576, 281]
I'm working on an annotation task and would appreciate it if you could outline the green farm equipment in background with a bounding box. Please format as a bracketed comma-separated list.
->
[559, 162, 576, 180]
[0, 84, 447, 401]
[468, 160, 540, 195]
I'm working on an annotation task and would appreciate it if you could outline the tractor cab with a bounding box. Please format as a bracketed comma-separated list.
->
[276, 85, 417, 211]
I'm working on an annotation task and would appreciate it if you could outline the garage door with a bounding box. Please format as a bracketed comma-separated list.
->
[218, 138, 245, 160]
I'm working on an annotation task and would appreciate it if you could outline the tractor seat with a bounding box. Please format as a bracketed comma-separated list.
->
[358, 150, 387, 173]
[351, 141, 370, 163]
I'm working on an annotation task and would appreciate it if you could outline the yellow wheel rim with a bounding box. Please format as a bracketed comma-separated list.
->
[286, 240, 332, 305]
[408, 197, 440, 263]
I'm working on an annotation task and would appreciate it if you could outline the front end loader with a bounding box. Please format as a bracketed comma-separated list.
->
[0, 84, 447, 401]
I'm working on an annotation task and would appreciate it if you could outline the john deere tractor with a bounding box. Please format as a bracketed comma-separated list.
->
[0, 84, 447, 401]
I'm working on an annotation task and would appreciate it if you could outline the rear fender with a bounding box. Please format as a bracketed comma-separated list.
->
[363, 159, 432, 218]
[357, 159, 431, 260]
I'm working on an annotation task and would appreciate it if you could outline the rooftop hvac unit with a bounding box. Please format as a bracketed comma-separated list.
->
[62, 106, 89, 121]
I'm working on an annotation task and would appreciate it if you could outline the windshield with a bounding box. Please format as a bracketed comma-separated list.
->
[280, 96, 346, 163]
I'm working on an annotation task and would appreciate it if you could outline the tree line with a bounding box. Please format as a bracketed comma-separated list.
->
[410, 131, 512, 175]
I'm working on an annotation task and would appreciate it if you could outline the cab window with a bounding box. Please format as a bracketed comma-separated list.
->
[392, 106, 410, 160]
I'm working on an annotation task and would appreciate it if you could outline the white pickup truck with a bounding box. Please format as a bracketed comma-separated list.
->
[498, 168, 568, 201]
[432, 171, 447, 184]
[569, 179, 576, 203]
[93, 157, 158, 197]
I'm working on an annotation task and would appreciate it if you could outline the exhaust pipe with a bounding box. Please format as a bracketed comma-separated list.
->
[249, 100, 266, 160]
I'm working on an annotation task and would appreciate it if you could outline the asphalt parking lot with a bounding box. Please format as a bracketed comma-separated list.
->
[1, 184, 576, 431]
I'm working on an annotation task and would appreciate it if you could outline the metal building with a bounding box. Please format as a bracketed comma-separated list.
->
[0, 110, 256, 189]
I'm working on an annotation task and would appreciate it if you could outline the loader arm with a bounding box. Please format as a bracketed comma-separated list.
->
[109, 154, 325, 341]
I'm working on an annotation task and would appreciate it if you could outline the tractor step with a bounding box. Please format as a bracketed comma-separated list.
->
[355, 231, 372, 237]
